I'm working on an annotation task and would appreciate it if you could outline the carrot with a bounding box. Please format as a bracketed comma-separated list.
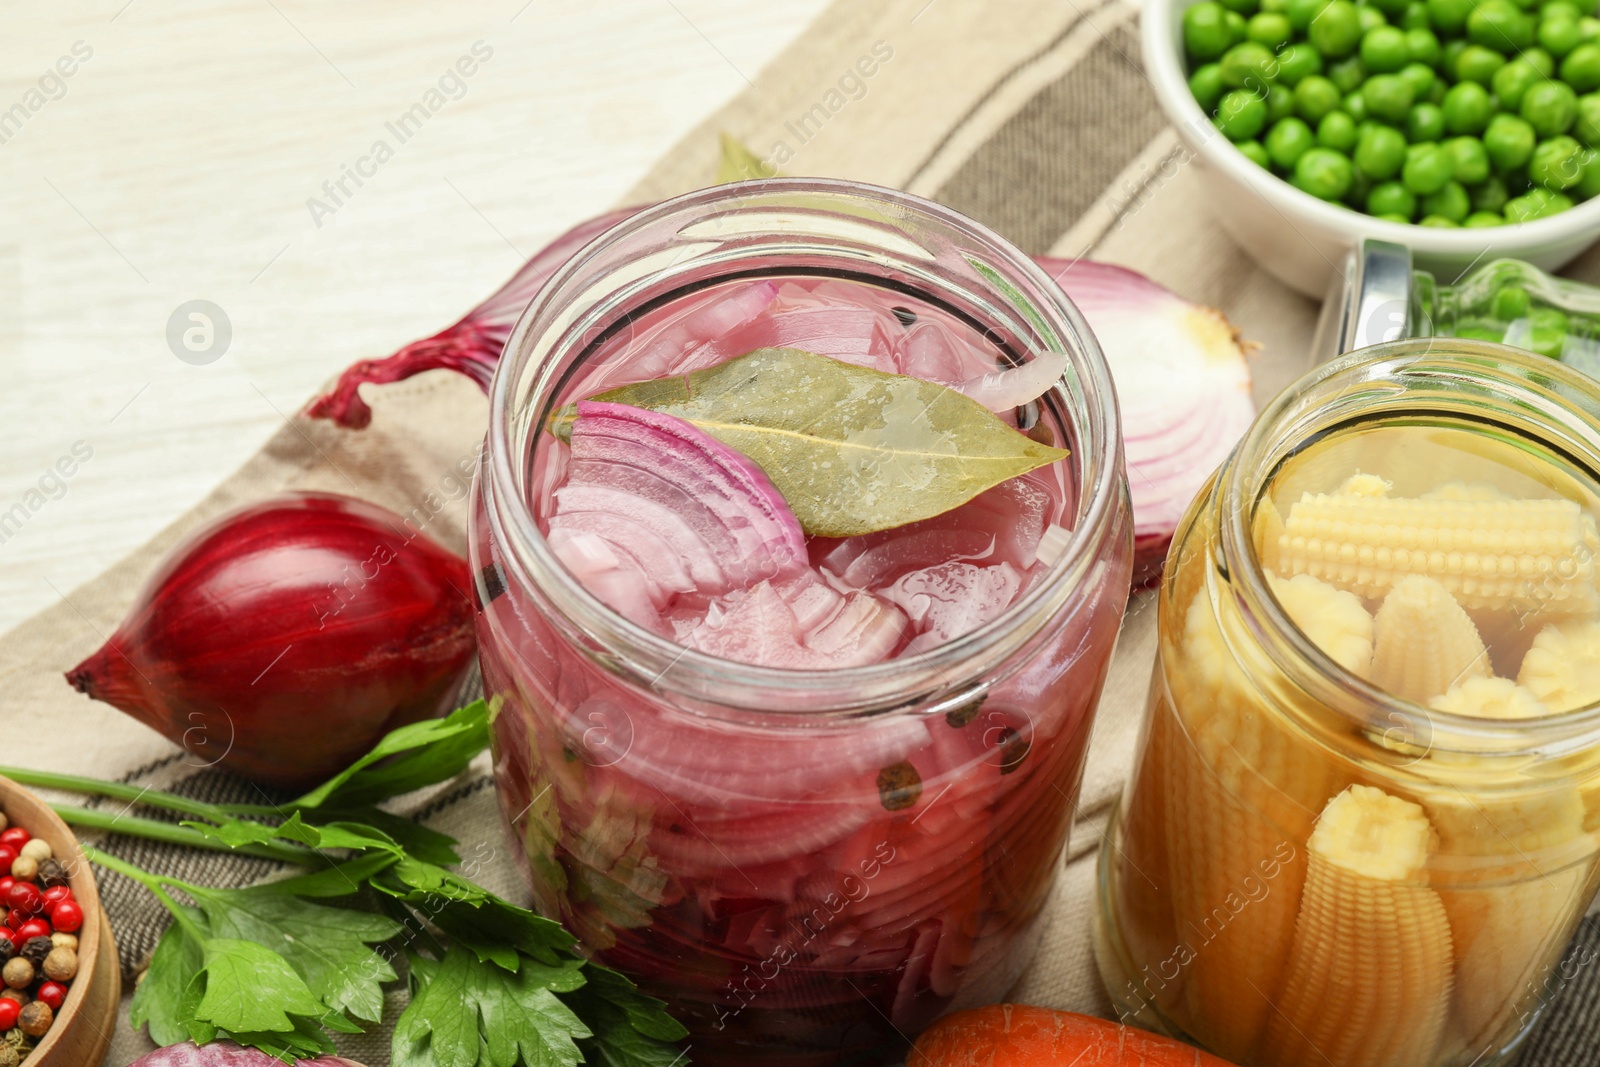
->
[908, 1005, 1239, 1066]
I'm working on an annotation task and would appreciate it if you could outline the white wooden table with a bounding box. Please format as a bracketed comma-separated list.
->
[0, 0, 828, 634]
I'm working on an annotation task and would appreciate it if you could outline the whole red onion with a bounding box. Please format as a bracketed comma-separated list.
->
[67, 493, 476, 789]
[129, 1042, 367, 1066]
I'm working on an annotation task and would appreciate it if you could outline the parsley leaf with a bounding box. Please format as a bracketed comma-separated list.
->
[570, 965, 690, 1067]
[294, 699, 491, 810]
[185, 886, 401, 1024]
[129, 918, 204, 1047]
[394, 945, 591, 1067]
[194, 938, 330, 1033]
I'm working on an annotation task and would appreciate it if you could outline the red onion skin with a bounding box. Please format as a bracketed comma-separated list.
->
[66, 493, 476, 789]
[307, 206, 640, 429]
[129, 1042, 366, 1067]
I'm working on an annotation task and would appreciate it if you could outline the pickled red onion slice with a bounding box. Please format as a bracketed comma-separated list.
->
[672, 579, 906, 670]
[882, 561, 1023, 655]
[548, 401, 807, 627]
[953, 350, 1068, 412]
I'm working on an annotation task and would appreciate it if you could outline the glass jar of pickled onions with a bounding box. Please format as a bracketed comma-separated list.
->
[1096, 338, 1600, 1067]
[469, 180, 1134, 1066]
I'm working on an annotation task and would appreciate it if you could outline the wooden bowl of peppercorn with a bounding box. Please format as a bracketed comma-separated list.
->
[0, 775, 118, 1067]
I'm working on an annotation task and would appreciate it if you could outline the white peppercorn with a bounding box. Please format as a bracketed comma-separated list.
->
[15, 841, 48, 865]
[0, 959, 30, 991]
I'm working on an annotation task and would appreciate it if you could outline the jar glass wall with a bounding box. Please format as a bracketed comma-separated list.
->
[470, 180, 1135, 1066]
[1097, 339, 1600, 1067]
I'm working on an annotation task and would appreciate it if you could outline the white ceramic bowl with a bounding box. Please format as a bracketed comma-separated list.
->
[1143, 0, 1600, 297]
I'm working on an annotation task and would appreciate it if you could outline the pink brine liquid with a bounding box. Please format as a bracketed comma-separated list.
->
[475, 276, 1131, 1065]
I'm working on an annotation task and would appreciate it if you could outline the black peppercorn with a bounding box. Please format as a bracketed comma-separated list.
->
[18, 939, 49, 967]
[35, 860, 67, 889]
[0, 939, 12, 965]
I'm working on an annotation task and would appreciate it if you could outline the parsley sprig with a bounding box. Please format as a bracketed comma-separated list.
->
[5, 701, 688, 1066]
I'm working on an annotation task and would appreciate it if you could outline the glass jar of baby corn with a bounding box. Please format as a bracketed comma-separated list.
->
[1094, 338, 1600, 1067]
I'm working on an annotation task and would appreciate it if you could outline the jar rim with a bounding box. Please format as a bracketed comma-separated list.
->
[483, 177, 1129, 713]
[1219, 337, 1600, 754]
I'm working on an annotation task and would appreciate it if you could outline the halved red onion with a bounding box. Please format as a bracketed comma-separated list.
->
[1039, 257, 1255, 583]
[548, 401, 808, 628]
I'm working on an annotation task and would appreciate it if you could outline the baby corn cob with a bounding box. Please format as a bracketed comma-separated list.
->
[1519, 620, 1600, 713]
[1267, 572, 1374, 676]
[1152, 587, 1334, 1061]
[1258, 785, 1453, 1067]
[1267, 482, 1600, 615]
[1431, 676, 1549, 721]
[1369, 576, 1491, 704]
[1421, 676, 1590, 1053]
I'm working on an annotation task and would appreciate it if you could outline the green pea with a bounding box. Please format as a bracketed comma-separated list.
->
[1472, 173, 1512, 209]
[1361, 24, 1412, 69]
[1427, 0, 1474, 34]
[1287, 0, 1333, 29]
[1492, 284, 1531, 319]
[1469, 0, 1536, 51]
[1275, 43, 1326, 84]
[1582, 16, 1600, 41]
[1429, 77, 1449, 103]
[1561, 42, 1600, 90]
[1442, 40, 1470, 78]
[1522, 79, 1579, 135]
[1454, 44, 1509, 85]
[1419, 214, 1461, 224]
[1421, 178, 1473, 218]
[1368, 179, 1420, 214]
[1328, 55, 1370, 92]
[1442, 80, 1496, 133]
[1237, 138, 1274, 166]
[1397, 62, 1438, 101]
[1267, 83, 1297, 121]
[1445, 134, 1493, 181]
[1406, 100, 1445, 139]
[1218, 88, 1271, 139]
[1492, 58, 1546, 110]
[1186, 2, 1237, 58]
[1526, 46, 1557, 75]
[1374, 211, 1413, 220]
[1221, 0, 1261, 15]
[1190, 63, 1228, 110]
[1318, 108, 1362, 149]
[1226, 10, 1250, 41]
[1401, 2, 1433, 29]
[1248, 10, 1296, 45]
[1294, 145, 1357, 196]
[1296, 74, 1346, 120]
[1464, 210, 1506, 224]
[1365, 72, 1418, 119]
[1504, 189, 1554, 219]
[1345, 88, 1371, 119]
[1404, 26, 1442, 66]
[1310, 0, 1364, 55]
[1403, 141, 1456, 192]
[1370, 0, 1412, 16]
[1263, 0, 1289, 10]
[1577, 147, 1600, 195]
[1541, 14, 1585, 55]
[1575, 92, 1600, 143]
[1354, 121, 1411, 176]
[1361, 5, 1390, 31]
[1221, 41, 1281, 89]
[1456, 325, 1510, 341]
[1265, 116, 1319, 166]
[1485, 112, 1539, 167]
[1543, 1, 1584, 24]
[1530, 133, 1586, 185]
